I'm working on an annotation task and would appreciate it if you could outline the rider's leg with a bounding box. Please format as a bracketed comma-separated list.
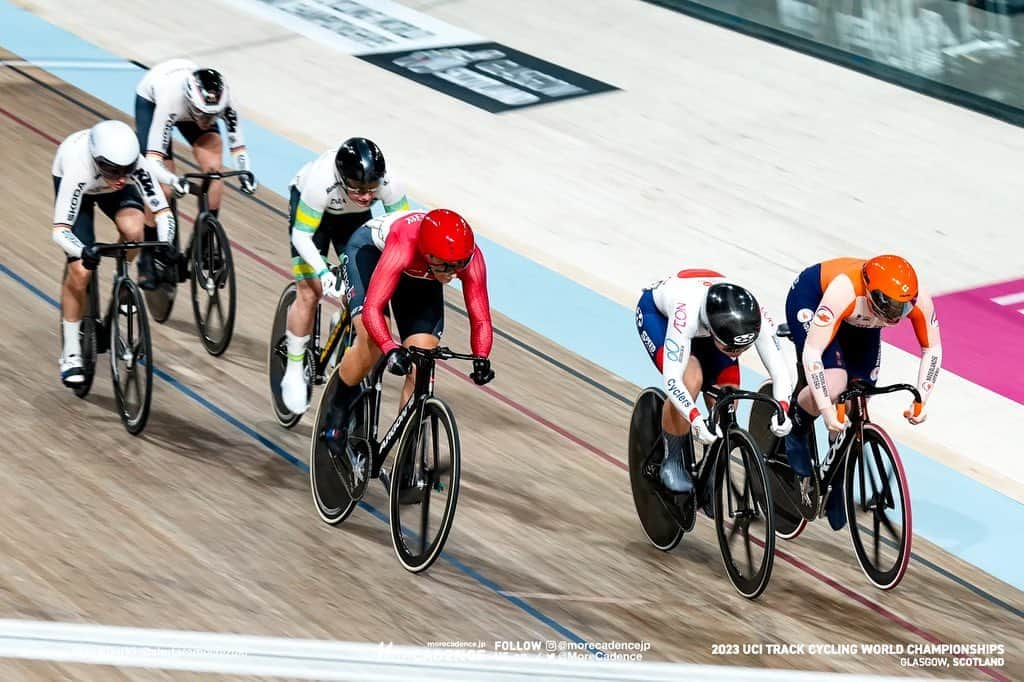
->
[659, 355, 703, 494]
[280, 196, 339, 413]
[192, 131, 223, 215]
[824, 328, 882, 530]
[55, 178, 99, 385]
[388, 276, 445, 406]
[138, 156, 176, 288]
[281, 276, 323, 414]
[787, 369, 848, 476]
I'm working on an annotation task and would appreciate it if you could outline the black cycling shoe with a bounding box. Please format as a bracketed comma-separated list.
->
[136, 250, 158, 290]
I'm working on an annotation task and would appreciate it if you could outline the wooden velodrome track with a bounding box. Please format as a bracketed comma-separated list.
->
[0, 52, 1020, 680]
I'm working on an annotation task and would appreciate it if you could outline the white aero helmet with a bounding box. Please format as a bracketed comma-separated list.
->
[183, 68, 229, 122]
[88, 120, 140, 178]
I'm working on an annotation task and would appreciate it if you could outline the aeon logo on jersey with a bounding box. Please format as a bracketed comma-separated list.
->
[672, 303, 687, 333]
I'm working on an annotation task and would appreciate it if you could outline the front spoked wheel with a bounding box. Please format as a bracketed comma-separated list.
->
[389, 397, 461, 574]
[190, 215, 236, 356]
[713, 428, 776, 599]
[846, 424, 912, 590]
[109, 278, 153, 435]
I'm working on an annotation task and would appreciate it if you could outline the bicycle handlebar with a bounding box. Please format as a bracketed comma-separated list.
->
[704, 385, 786, 426]
[92, 240, 169, 255]
[181, 170, 255, 196]
[407, 346, 479, 362]
[836, 380, 921, 407]
[182, 170, 254, 182]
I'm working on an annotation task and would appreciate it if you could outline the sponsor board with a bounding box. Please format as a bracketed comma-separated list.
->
[229, 0, 617, 112]
[359, 43, 618, 113]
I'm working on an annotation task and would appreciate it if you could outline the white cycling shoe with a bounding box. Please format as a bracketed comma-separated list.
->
[60, 354, 85, 386]
[280, 366, 309, 415]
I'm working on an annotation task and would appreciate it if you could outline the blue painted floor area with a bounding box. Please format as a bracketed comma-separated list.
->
[2, 0, 1020, 591]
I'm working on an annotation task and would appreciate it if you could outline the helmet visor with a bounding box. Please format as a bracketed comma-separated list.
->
[342, 179, 380, 197]
[95, 156, 137, 180]
[712, 331, 757, 355]
[425, 253, 472, 274]
[868, 289, 915, 323]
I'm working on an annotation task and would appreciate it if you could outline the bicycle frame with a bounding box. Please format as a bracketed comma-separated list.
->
[309, 299, 352, 383]
[355, 351, 439, 480]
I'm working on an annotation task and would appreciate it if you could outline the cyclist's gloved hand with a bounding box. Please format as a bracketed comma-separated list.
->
[904, 401, 927, 425]
[80, 244, 101, 271]
[171, 176, 189, 199]
[319, 269, 342, 299]
[469, 357, 494, 386]
[770, 411, 792, 438]
[386, 347, 413, 377]
[239, 172, 257, 195]
[823, 405, 848, 433]
[690, 417, 720, 446]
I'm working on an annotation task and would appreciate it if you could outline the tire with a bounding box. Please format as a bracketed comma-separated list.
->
[845, 424, 912, 590]
[109, 278, 153, 435]
[309, 367, 368, 526]
[389, 397, 461, 573]
[190, 214, 236, 356]
[267, 282, 310, 429]
[713, 427, 776, 599]
[628, 387, 685, 551]
[60, 265, 97, 399]
[752, 379, 811, 540]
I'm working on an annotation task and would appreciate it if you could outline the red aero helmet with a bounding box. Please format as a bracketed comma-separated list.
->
[418, 209, 475, 265]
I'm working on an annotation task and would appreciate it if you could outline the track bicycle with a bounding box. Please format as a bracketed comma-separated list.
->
[145, 169, 253, 356]
[310, 344, 477, 574]
[628, 384, 786, 599]
[748, 323, 919, 590]
[60, 241, 166, 435]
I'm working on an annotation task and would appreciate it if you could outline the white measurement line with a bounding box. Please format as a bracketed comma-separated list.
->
[991, 291, 1024, 306]
[0, 59, 138, 69]
[0, 619, 919, 681]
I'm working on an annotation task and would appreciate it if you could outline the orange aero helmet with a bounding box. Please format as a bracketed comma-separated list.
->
[862, 255, 918, 323]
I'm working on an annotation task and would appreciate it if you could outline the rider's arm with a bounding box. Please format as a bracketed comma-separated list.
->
[907, 289, 942, 406]
[660, 292, 702, 424]
[51, 164, 87, 258]
[51, 175, 86, 258]
[753, 305, 792, 410]
[223, 105, 250, 172]
[803, 276, 856, 414]
[290, 194, 330, 278]
[131, 162, 175, 243]
[457, 246, 493, 357]
[362, 236, 418, 356]
[144, 100, 178, 188]
[377, 174, 409, 213]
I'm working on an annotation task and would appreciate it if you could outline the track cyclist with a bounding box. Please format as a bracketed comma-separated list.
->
[279, 137, 411, 414]
[784, 255, 942, 529]
[635, 269, 794, 509]
[133, 58, 256, 287]
[322, 208, 495, 468]
[52, 120, 176, 385]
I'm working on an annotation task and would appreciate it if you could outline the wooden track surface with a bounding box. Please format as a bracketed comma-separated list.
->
[0, 54, 1020, 680]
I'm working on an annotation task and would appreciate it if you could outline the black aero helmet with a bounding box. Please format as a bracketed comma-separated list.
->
[334, 137, 386, 189]
[704, 282, 762, 353]
[183, 68, 228, 119]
